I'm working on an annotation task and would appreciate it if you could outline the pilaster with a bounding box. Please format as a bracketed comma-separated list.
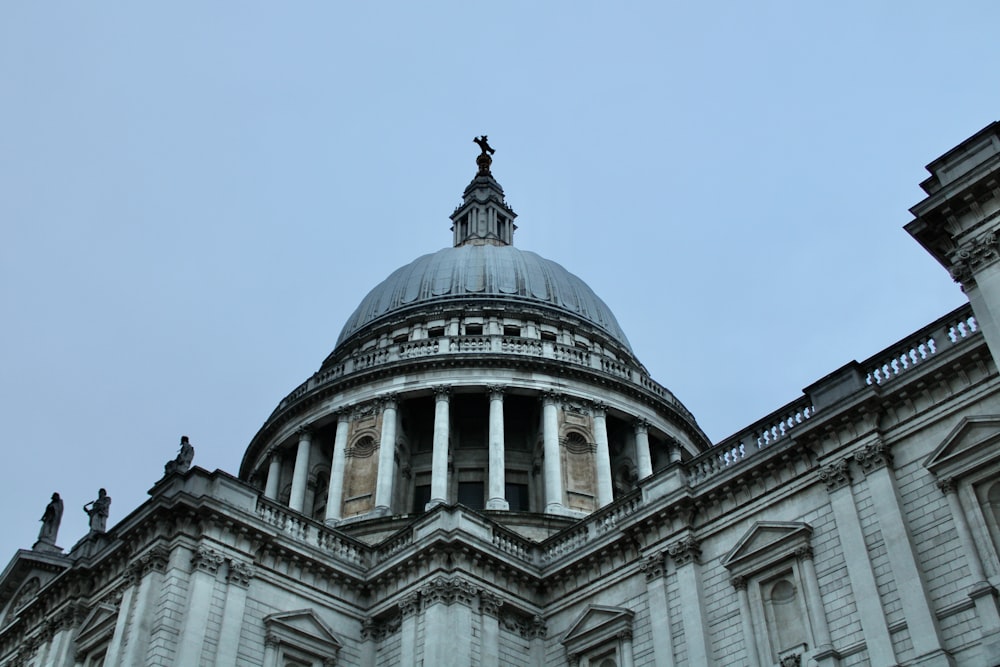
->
[668, 536, 713, 665]
[173, 546, 225, 666]
[215, 558, 255, 666]
[641, 551, 676, 666]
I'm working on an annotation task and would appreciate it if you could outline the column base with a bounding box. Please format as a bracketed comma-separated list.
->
[371, 506, 391, 518]
[486, 498, 509, 510]
[425, 498, 447, 511]
[545, 502, 567, 515]
[323, 518, 341, 527]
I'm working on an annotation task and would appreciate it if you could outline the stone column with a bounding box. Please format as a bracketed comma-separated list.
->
[819, 459, 895, 665]
[262, 633, 280, 667]
[120, 548, 169, 667]
[487, 385, 508, 510]
[289, 427, 312, 512]
[173, 546, 225, 666]
[732, 577, 761, 667]
[796, 547, 834, 663]
[641, 553, 677, 666]
[855, 440, 949, 663]
[214, 559, 254, 666]
[668, 537, 713, 665]
[592, 403, 613, 507]
[619, 629, 635, 667]
[542, 392, 564, 514]
[479, 592, 504, 666]
[634, 419, 653, 480]
[399, 592, 420, 667]
[264, 453, 281, 500]
[428, 386, 451, 509]
[374, 395, 398, 515]
[325, 412, 351, 525]
[938, 477, 1000, 640]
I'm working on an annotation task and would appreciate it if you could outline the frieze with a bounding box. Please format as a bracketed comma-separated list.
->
[854, 440, 893, 474]
[667, 536, 701, 566]
[818, 459, 851, 492]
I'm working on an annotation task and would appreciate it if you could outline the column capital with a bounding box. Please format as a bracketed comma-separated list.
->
[295, 424, 313, 439]
[487, 384, 505, 400]
[399, 591, 421, 618]
[640, 552, 665, 580]
[818, 459, 851, 492]
[591, 401, 608, 418]
[854, 439, 893, 475]
[667, 536, 701, 566]
[732, 575, 748, 591]
[949, 231, 1000, 287]
[380, 393, 398, 409]
[433, 385, 452, 400]
[633, 418, 650, 434]
[479, 590, 505, 617]
[542, 390, 563, 406]
[333, 406, 353, 422]
[227, 559, 255, 587]
[192, 546, 226, 574]
[794, 545, 814, 561]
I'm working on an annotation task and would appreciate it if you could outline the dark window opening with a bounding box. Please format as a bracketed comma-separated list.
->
[540, 331, 557, 342]
[393, 333, 408, 343]
[505, 482, 530, 511]
[504, 325, 521, 337]
[457, 482, 485, 509]
[413, 485, 431, 513]
[465, 324, 483, 336]
[428, 326, 445, 338]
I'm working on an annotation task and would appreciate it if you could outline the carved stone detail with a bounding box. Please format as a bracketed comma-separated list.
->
[137, 546, 169, 576]
[227, 560, 254, 587]
[434, 385, 452, 400]
[479, 591, 504, 618]
[780, 653, 802, 667]
[399, 592, 421, 618]
[732, 575, 748, 591]
[361, 617, 377, 641]
[527, 614, 547, 640]
[794, 545, 814, 561]
[854, 440, 893, 474]
[937, 477, 957, 495]
[667, 536, 701, 566]
[192, 547, 226, 574]
[819, 459, 851, 492]
[487, 384, 505, 400]
[264, 632, 281, 648]
[949, 232, 1000, 286]
[640, 552, 665, 580]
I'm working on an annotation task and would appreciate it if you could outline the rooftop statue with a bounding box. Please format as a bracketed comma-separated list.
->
[33, 492, 63, 550]
[83, 488, 111, 533]
[164, 435, 195, 476]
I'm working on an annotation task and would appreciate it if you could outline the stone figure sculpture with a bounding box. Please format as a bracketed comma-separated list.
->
[83, 488, 111, 533]
[164, 435, 195, 475]
[473, 135, 495, 155]
[35, 492, 63, 547]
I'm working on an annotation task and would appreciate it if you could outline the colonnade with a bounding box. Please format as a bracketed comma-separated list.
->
[262, 387, 672, 523]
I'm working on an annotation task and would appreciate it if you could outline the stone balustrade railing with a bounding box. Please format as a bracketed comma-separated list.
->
[685, 397, 815, 487]
[257, 496, 366, 566]
[864, 308, 978, 386]
[274, 334, 686, 414]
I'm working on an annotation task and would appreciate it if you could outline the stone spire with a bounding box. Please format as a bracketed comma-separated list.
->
[451, 136, 517, 247]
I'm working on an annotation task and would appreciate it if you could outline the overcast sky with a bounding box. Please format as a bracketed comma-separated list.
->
[1, 2, 995, 560]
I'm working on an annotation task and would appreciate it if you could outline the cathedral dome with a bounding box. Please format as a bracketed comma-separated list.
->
[335, 244, 633, 352]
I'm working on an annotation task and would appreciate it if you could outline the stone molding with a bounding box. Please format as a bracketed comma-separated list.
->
[854, 440, 893, 475]
[192, 546, 226, 575]
[667, 536, 701, 566]
[818, 459, 851, 492]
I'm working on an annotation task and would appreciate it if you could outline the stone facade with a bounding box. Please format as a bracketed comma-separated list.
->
[4, 126, 1000, 666]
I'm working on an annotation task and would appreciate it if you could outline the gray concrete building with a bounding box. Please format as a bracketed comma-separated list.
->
[4, 125, 1000, 666]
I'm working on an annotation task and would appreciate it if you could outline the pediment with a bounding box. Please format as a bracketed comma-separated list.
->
[0, 549, 70, 623]
[722, 521, 812, 576]
[76, 603, 118, 652]
[924, 415, 1000, 478]
[265, 609, 342, 656]
[561, 605, 633, 654]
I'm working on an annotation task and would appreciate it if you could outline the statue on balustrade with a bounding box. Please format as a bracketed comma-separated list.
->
[83, 488, 111, 533]
[164, 435, 195, 476]
[33, 492, 63, 550]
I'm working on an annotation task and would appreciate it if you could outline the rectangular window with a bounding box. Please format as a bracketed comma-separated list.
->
[428, 326, 445, 338]
[413, 484, 431, 513]
[465, 323, 483, 336]
[540, 330, 557, 342]
[504, 325, 521, 337]
[505, 482, 530, 511]
[458, 481, 485, 509]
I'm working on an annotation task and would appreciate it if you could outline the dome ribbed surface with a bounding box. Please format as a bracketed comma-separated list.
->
[335, 245, 632, 351]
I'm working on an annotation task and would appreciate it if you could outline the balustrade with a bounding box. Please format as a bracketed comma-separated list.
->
[864, 309, 978, 385]
[257, 497, 365, 566]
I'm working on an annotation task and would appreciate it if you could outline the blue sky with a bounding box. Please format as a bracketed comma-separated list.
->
[0, 2, 994, 558]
